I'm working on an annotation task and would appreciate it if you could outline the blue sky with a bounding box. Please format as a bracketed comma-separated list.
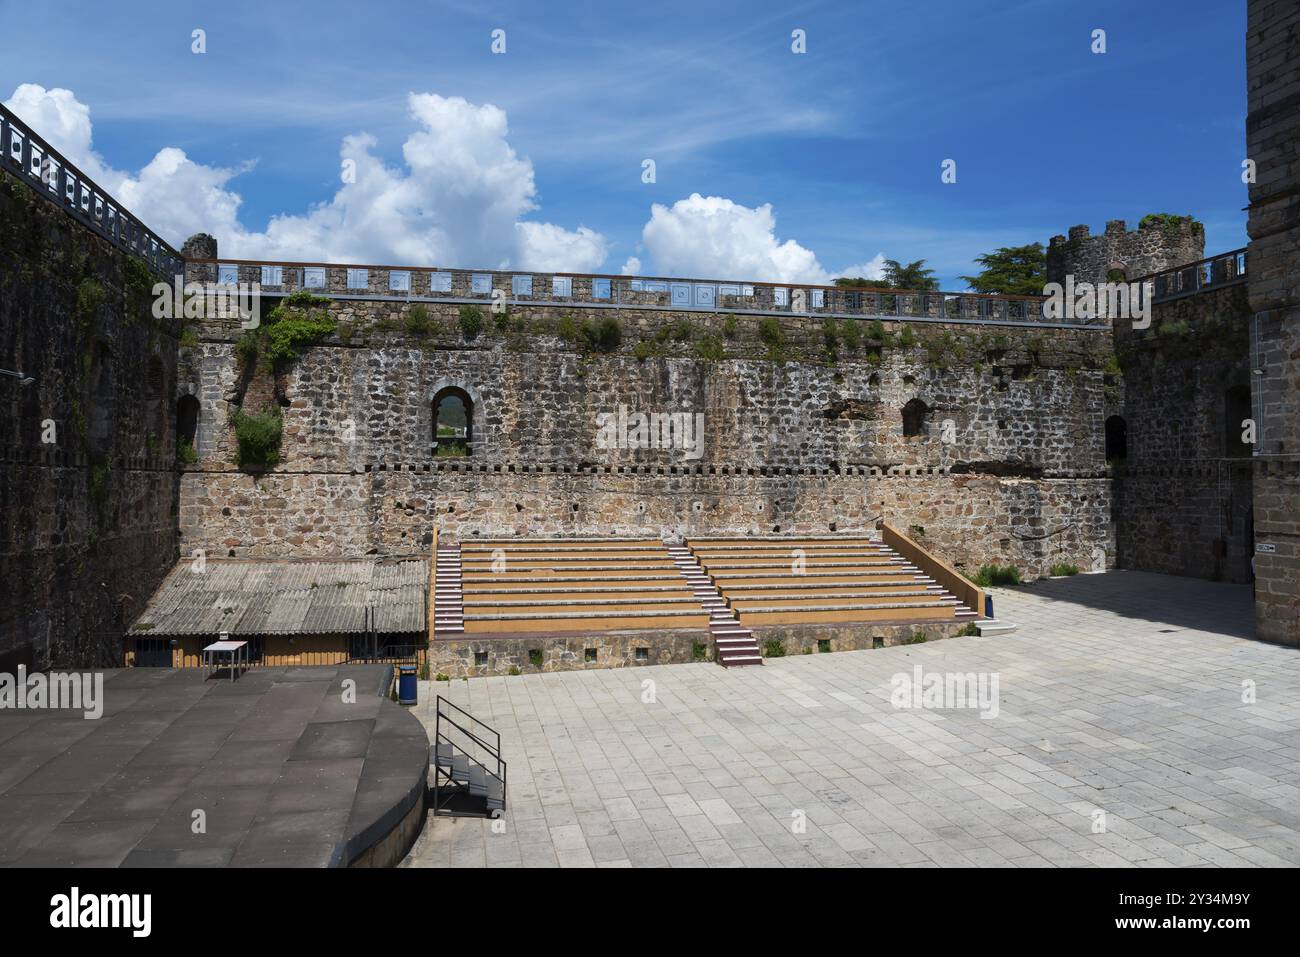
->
[0, 0, 1248, 288]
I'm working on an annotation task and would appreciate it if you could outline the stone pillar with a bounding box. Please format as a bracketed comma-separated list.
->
[1247, 0, 1300, 646]
[183, 232, 218, 285]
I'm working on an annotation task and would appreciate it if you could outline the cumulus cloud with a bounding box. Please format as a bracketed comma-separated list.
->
[3, 84, 607, 272]
[836, 253, 888, 282]
[636, 193, 886, 284]
[620, 256, 642, 275]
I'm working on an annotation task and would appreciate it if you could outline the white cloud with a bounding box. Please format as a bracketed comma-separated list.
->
[620, 256, 642, 275]
[836, 254, 888, 282]
[3, 85, 607, 272]
[637, 193, 886, 285]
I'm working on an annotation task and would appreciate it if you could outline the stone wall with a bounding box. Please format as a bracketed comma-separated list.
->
[425, 619, 972, 678]
[1246, 0, 1300, 645]
[0, 170, 181, 669]
[176, 291, 1115, 580]
[1112, 284, 1256, 582]
[1047, 218, 1205, 286]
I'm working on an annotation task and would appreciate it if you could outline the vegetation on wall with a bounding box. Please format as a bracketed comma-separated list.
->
[1138, 213, 1202, 236]
[231, 408, 283, 470]
[233, 291, 335, 371]
[458, 305, 485, 340]
[757, 316, 787, 364]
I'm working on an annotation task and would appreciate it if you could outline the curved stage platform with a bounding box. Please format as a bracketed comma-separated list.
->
[0, 665, 428, 867]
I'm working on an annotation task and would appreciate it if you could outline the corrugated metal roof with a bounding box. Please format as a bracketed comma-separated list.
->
[129, 558, 429, 637]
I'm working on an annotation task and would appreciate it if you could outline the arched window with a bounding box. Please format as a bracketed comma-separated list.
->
[901, 398, 929, 438]
[1224, 385, 1252, 458]
[432, 387, 472, 457]
[177, 395, 200, 452]
[1105, 414, 1127, 461]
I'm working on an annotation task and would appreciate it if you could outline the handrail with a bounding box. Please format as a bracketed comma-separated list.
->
[181, 257, 1063, 325]
[0, 103, 184, 277]
[1137, 248, 1248, 303]
[880, 521, 985, 619]
[433, 695, 507, 818]
[185, 254, 1047, 301]
[437, 695, 501, 755]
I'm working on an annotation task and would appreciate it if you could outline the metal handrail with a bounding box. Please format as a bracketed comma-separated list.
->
[1139, 248, 1248, 303]
[0, 103, 184, 277]
[432, 695, 507, 818]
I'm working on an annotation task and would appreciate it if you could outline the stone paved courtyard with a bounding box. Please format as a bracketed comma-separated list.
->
[402, 571, 1300, 868]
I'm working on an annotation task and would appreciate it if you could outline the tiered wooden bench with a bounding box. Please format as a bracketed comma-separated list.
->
[454, 539, 713, 634]
[688, 537, 981, 628]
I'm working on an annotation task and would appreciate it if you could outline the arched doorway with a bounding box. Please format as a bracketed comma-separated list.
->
[432, 387, 472, 456]
[177, 395, 200, 456]
[901, 398, 929, 437]
[1105, 415, 1127, 462]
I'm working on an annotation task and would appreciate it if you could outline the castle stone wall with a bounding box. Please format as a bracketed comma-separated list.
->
[0, 171, 181, 669]
[1247, 0, 1300, 645]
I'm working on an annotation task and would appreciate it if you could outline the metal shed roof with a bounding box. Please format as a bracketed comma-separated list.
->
[130, 558, 429, 637]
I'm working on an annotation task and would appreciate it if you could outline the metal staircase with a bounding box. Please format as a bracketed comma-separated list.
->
[430, 696, 506, 818]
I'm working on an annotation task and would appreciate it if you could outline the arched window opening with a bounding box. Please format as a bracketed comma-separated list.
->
[901, 398, 929, 438]
[176, 395, 200, 455]
[1224, 385, 1252, 458]
[433, 387, 472, 457]
[1105, 414, 1127, 462]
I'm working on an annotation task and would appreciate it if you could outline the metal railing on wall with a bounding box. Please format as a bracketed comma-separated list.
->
[1144, 248, 1248, 304]
[0, 103, 184, 277]
[187, 256, 1079, 328]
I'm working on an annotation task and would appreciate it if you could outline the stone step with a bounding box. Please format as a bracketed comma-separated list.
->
[976, 619, 1017, 636]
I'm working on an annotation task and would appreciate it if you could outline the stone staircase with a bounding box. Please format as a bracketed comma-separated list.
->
[666, 542, 763, 667]
[433, 542, 464, 636]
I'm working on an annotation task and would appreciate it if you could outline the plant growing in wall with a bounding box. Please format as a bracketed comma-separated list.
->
[261, 292, 336, 367]
[582, 316, 623, 353]
[1138, 212, 1202, 236]
[405, 304, 435, 335]
[757, 316, 786, 365]
[458, 305, 484, 340]
[231, 407, 283, 470]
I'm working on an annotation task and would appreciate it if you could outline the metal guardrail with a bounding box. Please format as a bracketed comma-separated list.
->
[0, 103, 184, 277]
[1144, 248, 1248, 303]
[188, 256, 1069, 326]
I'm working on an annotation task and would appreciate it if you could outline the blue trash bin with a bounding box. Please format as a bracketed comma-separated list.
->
[398, 664, 418, 706]
[984, 594, 995, 620]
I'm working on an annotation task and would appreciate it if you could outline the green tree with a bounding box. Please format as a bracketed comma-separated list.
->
[881, 259, 939, 291]
[960, 244, 1046, 296]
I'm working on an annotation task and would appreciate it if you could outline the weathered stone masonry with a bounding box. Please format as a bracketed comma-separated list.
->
[176, 275, 1116, 579]
[0, 171, 181, 670]
[1247, 0, 1300, 646]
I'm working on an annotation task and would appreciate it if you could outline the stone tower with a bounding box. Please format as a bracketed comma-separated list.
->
[1247, 0, 1300, 647]
[1046, 217, 1205, 287]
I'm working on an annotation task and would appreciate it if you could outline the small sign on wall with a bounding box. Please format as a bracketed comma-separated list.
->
[1256, 543, 1276, 553]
